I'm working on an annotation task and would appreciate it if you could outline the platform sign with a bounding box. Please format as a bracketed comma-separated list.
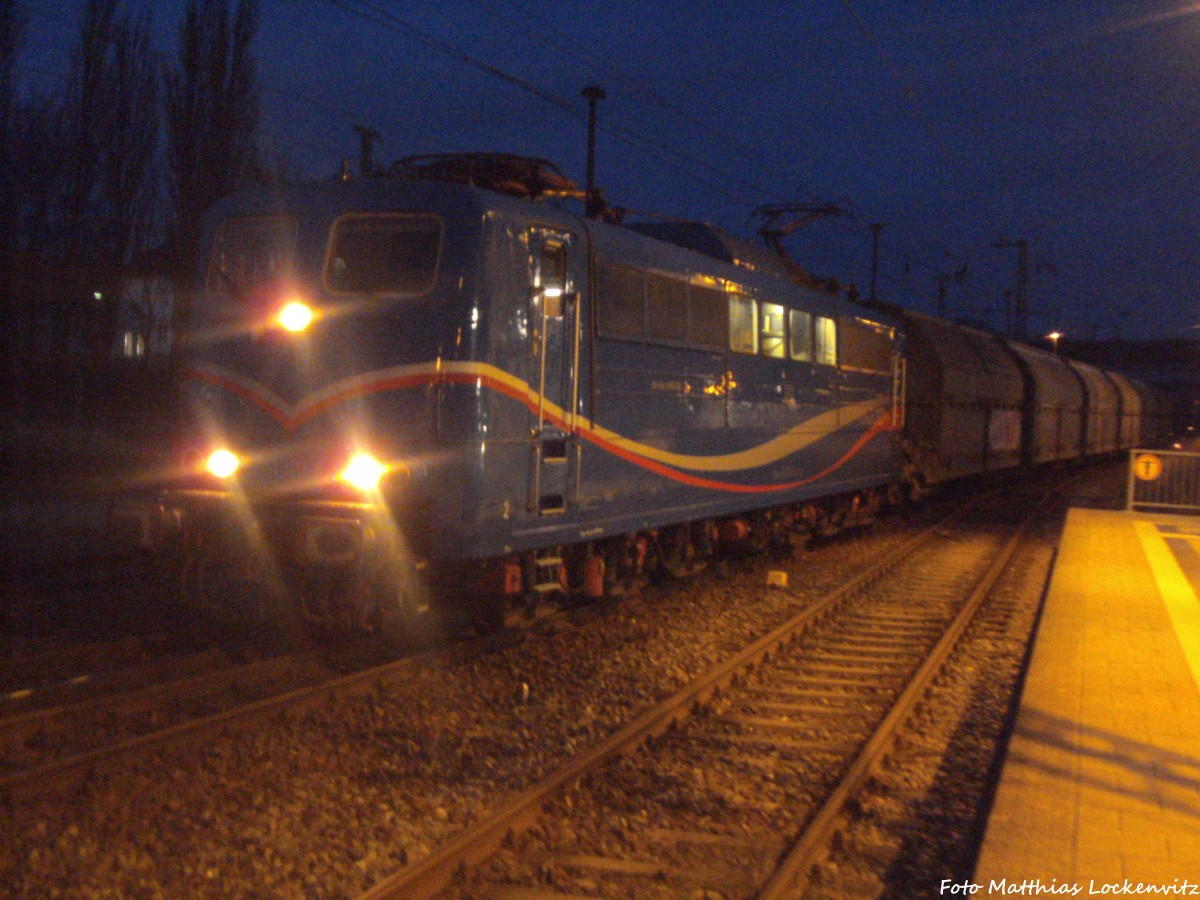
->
[1127, 448, 1200, 513]
[1134, 453, 1163, 481]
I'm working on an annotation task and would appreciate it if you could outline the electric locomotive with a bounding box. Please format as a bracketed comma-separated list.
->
[112, 154, 905, 636]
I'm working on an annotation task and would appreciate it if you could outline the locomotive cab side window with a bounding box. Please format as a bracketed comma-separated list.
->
[729, 294, 757, 354]
[325, 213, 441, 295]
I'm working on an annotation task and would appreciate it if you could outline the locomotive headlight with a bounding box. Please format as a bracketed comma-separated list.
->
[339, 452, 388, 493]
[205, 448, 240, 479]
[277, 299, 314, 333]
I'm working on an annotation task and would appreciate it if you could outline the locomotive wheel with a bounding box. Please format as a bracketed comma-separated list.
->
[469, 596, 506, 635]
[657, 524, 707, 579]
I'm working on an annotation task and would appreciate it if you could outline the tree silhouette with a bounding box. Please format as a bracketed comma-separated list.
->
[53, 0, 160, 362]
[0, 0, 25, 366]
[164, 0, 260, 259]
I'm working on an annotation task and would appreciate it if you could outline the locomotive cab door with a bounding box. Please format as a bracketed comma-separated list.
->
[527, 228, 581, 515]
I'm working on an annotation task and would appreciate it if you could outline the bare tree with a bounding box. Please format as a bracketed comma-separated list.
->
[60, 0, 119, 272]
[46, 0, 161, 366]
[59, 0, 158, 267]
[101, 5, 158, 270]
[165, 0, 261, 258]
[0, 0, 30, 374]
[0, 0, 18, 144]
[0, 0, 25, 367]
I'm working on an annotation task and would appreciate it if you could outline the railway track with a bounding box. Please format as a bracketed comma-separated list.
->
[360, 486, 1049, 899]
[0, 634, 188, 704]
[0, 636, 426, 802]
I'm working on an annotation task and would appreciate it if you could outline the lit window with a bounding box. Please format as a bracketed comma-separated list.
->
[729, 295, 757, 354]
[760, 302, 785, 358]
[815, 315, 837, 366]
[122, 331, 146, 359]
[789, 310, 813, 362]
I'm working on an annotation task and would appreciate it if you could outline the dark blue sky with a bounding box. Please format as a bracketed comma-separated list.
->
[19, 0, 1200, 343]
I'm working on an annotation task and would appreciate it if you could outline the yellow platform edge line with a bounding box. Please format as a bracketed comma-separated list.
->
[1133, 519, 1200, 698]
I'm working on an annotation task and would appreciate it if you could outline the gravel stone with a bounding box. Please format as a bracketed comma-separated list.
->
[0, 475, 1107, 898]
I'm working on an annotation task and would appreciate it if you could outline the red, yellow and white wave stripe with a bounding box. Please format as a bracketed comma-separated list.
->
[188, 360, 896, 493]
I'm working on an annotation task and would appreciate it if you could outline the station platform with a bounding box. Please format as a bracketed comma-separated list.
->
[973, 508, 1200, 893]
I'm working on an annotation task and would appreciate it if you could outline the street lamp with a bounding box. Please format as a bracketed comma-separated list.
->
[1047, 331, 1062, 354]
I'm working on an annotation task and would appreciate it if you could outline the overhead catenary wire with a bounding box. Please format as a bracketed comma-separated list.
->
[470, 0, 831, 204]
[318, 0, 813, 209]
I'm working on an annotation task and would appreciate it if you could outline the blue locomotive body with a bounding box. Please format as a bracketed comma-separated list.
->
[111, 157, 1171, 636]
[134, 168, 902, 630]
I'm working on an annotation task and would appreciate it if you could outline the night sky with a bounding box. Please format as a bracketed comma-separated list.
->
[17, 0, 1200, 343]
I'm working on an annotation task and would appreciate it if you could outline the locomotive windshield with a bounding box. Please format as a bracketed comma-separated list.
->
[325, 213, 441, 296]
[206, 215, 297, 299]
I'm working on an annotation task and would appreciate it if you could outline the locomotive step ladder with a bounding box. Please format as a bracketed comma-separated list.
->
[531, 428, 571, 516]
[531, 549, 565, 596]
[526, 226, 581, 519]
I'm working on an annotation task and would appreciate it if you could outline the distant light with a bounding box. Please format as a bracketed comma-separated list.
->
[93, 291, 103, 301]
[205, 448, 240, 479]
[339, 452, 387, 493]
[277, 300, 314, 333]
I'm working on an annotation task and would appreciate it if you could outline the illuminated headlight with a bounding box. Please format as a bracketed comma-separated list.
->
[339, 453, 388, 493]
[277, 299, 314, 333]
[205, 448, 240, 479]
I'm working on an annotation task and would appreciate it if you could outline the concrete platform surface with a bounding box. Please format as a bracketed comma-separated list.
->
[971, 508, 1200, 896]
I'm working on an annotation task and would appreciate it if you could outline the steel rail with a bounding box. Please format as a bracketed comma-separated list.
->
[0, 638, 479, 803]
[758, 494, 1044, 897]
[359, 499, 981, 900]
[0, 649, 327, 769]
[0, 638, 163, 698]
